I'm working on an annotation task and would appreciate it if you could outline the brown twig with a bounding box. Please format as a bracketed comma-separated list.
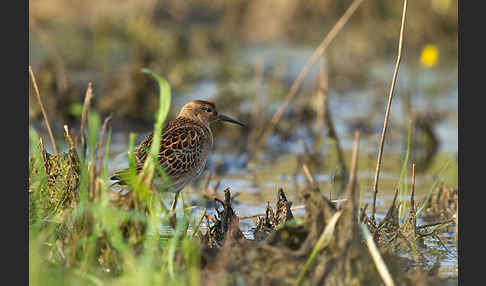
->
[315, 57, 328, 139]
[315, 56, 347, 175]
[359, 203, 369, 224]
[192, 208, 207, 238]
[92, 114, 113, 200]
[346, 131, 360, 220]
[63, 125, 76, 152]
[95, 114, 113, 175]
[302, 164, 315, 186]
[248, 0, 365, 163]
[80, 83, 94, 159]
[29, 66, 58, 155]
[410, 163, 416, 212]
[371, 0, 408, 222]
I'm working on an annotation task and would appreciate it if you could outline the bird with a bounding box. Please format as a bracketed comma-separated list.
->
[110, 99, 245, 210]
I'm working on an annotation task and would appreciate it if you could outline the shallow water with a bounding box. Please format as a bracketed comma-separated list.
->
[106, 134, 457, 280]
[34, 44, 458, 280]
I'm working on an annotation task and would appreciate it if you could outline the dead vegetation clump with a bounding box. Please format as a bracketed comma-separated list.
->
[202, 188, 245, 248]
[194, 131, 453, 285]
[198, 183, 446, 285]
[422, 183, 458, 223]
[362, 167, 455, 265]
[28, 96, 456, 285]
[29, 126, 151, 274]
[28, 81, 152, 274]
[252, 188, 295, 241]
[29, 132, 80, 220]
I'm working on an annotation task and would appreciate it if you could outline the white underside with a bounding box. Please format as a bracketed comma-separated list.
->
[152, 159, 207, 193]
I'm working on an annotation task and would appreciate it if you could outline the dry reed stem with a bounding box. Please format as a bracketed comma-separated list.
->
[360, 224, 395, 286]
[192, 208, 207, 238]
[95, 114, 113, 175]
[315, 57, 328, 136]
[93, 114, 113, 200]
[302, 164, 315, 185]
[359, 203, 369, 224]
[249, 0, 365, 163]
[29, 66, 58, 155]
[88, 161, 96, 200]
[38, 137, 45, 156]
[80, 83, 94, 159]
[63, 125, 75, 152]
[348, 131, 360, 191]
[411, 163, 415, 212]
[371, 0, 408, 222]
[316, 56, 347, 175]
[347, 131, 360, 219]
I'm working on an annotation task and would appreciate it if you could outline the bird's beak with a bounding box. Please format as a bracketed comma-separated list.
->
[218, 114, 245, 127]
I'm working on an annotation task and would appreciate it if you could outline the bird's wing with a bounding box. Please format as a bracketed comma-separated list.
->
[110, 118, 207, 191]
[135, 122, 206, 177]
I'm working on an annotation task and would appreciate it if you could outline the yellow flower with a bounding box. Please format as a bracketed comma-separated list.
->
[420, 44, 439, 68]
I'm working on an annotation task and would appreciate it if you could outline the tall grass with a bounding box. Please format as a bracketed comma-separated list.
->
[397, 123, 412, 223]
[396, 122, 453, 224]
[29, 70, 202, 286]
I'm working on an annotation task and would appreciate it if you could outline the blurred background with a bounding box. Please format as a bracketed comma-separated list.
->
[29, 0, 457, 219]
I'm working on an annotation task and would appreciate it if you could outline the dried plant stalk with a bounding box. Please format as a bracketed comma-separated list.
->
[29, 66, 58, 155]
[371, 0, 408, 221]
[249, 0, 365, 163]
[361, 224, 396, 286]
[80, 83, 94, 159]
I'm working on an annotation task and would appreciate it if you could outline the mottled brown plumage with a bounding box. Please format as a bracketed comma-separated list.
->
[110, 100, 244, 194]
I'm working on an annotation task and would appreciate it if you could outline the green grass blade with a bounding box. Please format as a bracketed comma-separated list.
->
[416, 158, 452, 216]
[141, 68, 171, 161]
[102, 127, 112, 178]
[397, 123, 412, 223]
[132, 69, 172, 201]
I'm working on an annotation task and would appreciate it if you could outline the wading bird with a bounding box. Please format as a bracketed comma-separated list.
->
[110, 100, 245, 210]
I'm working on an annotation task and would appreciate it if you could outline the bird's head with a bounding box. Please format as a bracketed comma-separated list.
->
[178, 100, 245, 127]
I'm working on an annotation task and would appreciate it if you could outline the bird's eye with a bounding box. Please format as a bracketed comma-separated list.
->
[207, 108, 212, 113]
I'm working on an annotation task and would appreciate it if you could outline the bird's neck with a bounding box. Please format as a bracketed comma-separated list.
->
[177, 112, 211, 129]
